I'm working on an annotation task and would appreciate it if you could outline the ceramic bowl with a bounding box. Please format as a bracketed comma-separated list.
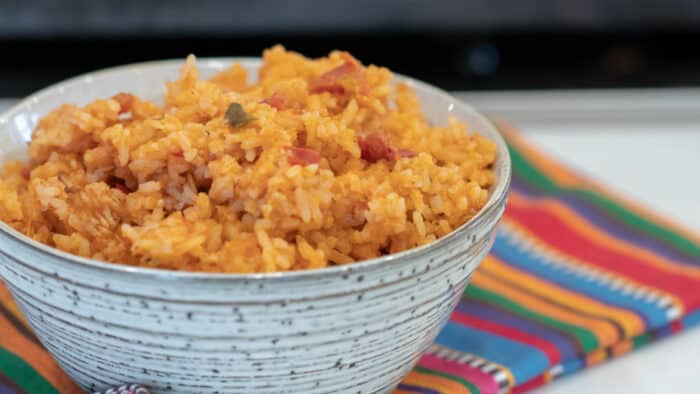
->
[0, 59, 510, 394]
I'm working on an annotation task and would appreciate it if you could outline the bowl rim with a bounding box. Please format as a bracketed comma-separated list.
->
[0, 57, 511, 282]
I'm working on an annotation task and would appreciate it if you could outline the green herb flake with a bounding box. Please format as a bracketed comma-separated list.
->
[225, 102, 256, 128]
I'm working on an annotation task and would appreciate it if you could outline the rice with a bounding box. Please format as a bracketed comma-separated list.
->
[0, 46, 497, 273]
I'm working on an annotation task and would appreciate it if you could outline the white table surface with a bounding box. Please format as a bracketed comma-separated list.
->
[2, 89, 700, 393]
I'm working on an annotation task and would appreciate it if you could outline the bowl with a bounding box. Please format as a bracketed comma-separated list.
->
[0, 58, 511, 394]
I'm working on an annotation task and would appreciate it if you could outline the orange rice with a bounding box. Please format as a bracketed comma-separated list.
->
[0, 46, 497, 273]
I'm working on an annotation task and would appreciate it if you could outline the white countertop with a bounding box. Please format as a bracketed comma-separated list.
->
[3, 89, 700, 393]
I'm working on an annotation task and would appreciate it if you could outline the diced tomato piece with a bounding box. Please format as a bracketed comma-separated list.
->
[286, 147, 320, 166]
[310, 54, 367, 95]
[359, 133, 395, 163]
[112, 92, 135, 114]
[261, 92, 286, 110]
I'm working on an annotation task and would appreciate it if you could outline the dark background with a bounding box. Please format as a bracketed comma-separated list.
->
[2, 0, 700, 96]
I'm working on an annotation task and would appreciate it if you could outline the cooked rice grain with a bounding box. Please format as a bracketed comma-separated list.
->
[0, 46, 497, 272]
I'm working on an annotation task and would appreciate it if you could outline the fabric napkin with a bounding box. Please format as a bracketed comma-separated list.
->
[397, 122, 700, 393]
[1, 121, 699, 394]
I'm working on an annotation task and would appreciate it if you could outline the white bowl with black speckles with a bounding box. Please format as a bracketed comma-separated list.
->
[0, 59, 511, 394]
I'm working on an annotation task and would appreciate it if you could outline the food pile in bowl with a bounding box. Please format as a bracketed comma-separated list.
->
[0, 46, 496, 273]
[0, 47, 509, 394]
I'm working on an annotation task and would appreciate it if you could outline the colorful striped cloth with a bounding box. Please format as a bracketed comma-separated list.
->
[397, 123, 700, 393]
[1, 122, 699, 394]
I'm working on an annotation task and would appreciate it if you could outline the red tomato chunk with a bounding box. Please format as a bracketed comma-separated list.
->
[261, 92, 286, 110]
[286, 147, 320, 166]
[310, 54, 366, 95]
[359, 133, 395, 163]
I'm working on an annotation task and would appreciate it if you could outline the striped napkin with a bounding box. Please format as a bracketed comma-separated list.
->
[1, 123, 699, 394]
[397, 123, 700, 393]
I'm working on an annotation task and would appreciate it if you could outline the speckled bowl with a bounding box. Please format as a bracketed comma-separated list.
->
[0, 59, 510, 394]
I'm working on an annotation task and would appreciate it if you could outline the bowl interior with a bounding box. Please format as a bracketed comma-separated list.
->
[0, 58, 511, 279]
